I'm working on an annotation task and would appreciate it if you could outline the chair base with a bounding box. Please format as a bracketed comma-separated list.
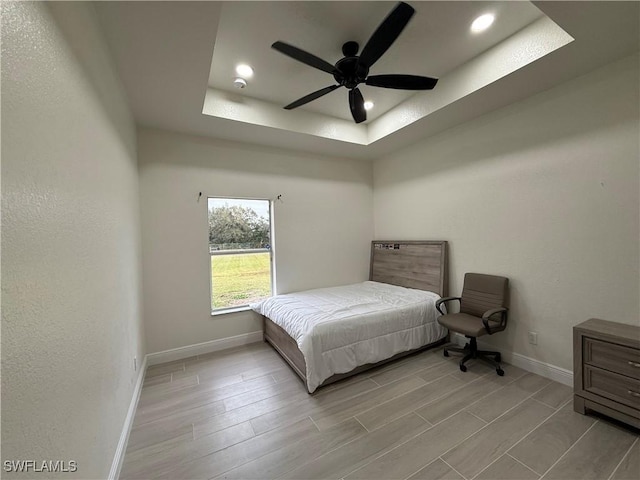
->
[444, 337, 504, 376]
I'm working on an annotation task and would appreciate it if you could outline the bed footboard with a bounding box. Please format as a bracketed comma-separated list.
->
[263, 316, 308, 387]
[263, 315, 446, 393]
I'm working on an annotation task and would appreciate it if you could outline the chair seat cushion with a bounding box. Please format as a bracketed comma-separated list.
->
[438, 313, 489, 337]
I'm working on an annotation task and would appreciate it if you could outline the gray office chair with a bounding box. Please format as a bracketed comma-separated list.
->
[436, 273, 509, 376]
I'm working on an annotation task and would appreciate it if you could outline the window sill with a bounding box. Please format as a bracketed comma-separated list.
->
[211, 306, 253, 317]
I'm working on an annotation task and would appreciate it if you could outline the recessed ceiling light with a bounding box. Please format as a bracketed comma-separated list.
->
[235, 64, 254, 78]
[471, 14, 495, 33]
[364, 101, 374, 111]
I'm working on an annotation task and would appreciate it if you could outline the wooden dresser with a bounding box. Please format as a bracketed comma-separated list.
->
[573, 318, 640, 428]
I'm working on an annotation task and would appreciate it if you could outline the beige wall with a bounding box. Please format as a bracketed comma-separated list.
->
[374, 54, 640, 372]
[1, 3, 144, 478]
[138, 128, 373, 354]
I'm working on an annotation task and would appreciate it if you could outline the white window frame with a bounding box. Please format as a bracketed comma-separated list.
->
[208, 196, 274, 315]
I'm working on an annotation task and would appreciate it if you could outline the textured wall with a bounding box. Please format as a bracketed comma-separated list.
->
[374, 54, 640, 372]
[1, 3, 144, 478]
[138, 128, 374, 354]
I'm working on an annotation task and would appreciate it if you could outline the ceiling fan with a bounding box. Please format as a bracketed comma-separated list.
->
[271, 2, 438, 124]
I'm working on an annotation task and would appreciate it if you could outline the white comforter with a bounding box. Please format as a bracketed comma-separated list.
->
[251, 281, 447, 393]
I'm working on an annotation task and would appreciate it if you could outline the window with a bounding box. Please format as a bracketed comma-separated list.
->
[208, 197, 273, 312]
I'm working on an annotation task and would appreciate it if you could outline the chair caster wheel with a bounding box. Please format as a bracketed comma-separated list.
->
[495, 354, 502, 362]
[497, 368, 504, 376]
[444, 350, 449, 357]
[460, 364, 467, 372]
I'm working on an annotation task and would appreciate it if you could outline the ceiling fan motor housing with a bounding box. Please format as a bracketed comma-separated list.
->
[334, 55, 370, 89]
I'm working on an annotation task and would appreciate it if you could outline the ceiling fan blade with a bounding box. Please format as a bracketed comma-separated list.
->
[272, 41, 336, 75]
[284, 85, 340, 110]
[358, 2, 415, 69]
[366, 74, 438, 90]
[349, 87, 366, 124]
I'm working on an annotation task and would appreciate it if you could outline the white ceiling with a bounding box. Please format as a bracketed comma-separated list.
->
[94, 1, 640, 160]
[208, 1, 543, 122]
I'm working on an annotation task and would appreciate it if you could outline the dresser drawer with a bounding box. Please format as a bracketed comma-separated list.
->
[584, 365, 640, 410]
[584, 337, 640, 380]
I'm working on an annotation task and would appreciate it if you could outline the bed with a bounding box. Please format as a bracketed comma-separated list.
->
[251, 241, 449, 393]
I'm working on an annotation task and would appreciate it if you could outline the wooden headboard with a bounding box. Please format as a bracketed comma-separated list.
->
[369, 241, 448, 297]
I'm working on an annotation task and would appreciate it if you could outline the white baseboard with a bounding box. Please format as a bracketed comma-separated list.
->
[108, 355, 147, 480]
[499, 349, 573, 386]
[146, 331, 264, 366]
[450, 333, 573, 387]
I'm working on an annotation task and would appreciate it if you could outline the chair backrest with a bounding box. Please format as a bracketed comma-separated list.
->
[460, 273, 509, 317]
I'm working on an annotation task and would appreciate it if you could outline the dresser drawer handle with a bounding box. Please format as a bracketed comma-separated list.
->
[628, 361, 640, 368]
[629, 390, 640, 398]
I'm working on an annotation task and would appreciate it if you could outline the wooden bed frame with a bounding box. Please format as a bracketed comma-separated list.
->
[263, 240, 448, 391]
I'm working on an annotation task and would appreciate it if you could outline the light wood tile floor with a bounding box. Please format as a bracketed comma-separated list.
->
[121, 342, 640, 480]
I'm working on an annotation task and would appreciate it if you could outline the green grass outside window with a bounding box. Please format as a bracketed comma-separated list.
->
[211, 252, 271, 310]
